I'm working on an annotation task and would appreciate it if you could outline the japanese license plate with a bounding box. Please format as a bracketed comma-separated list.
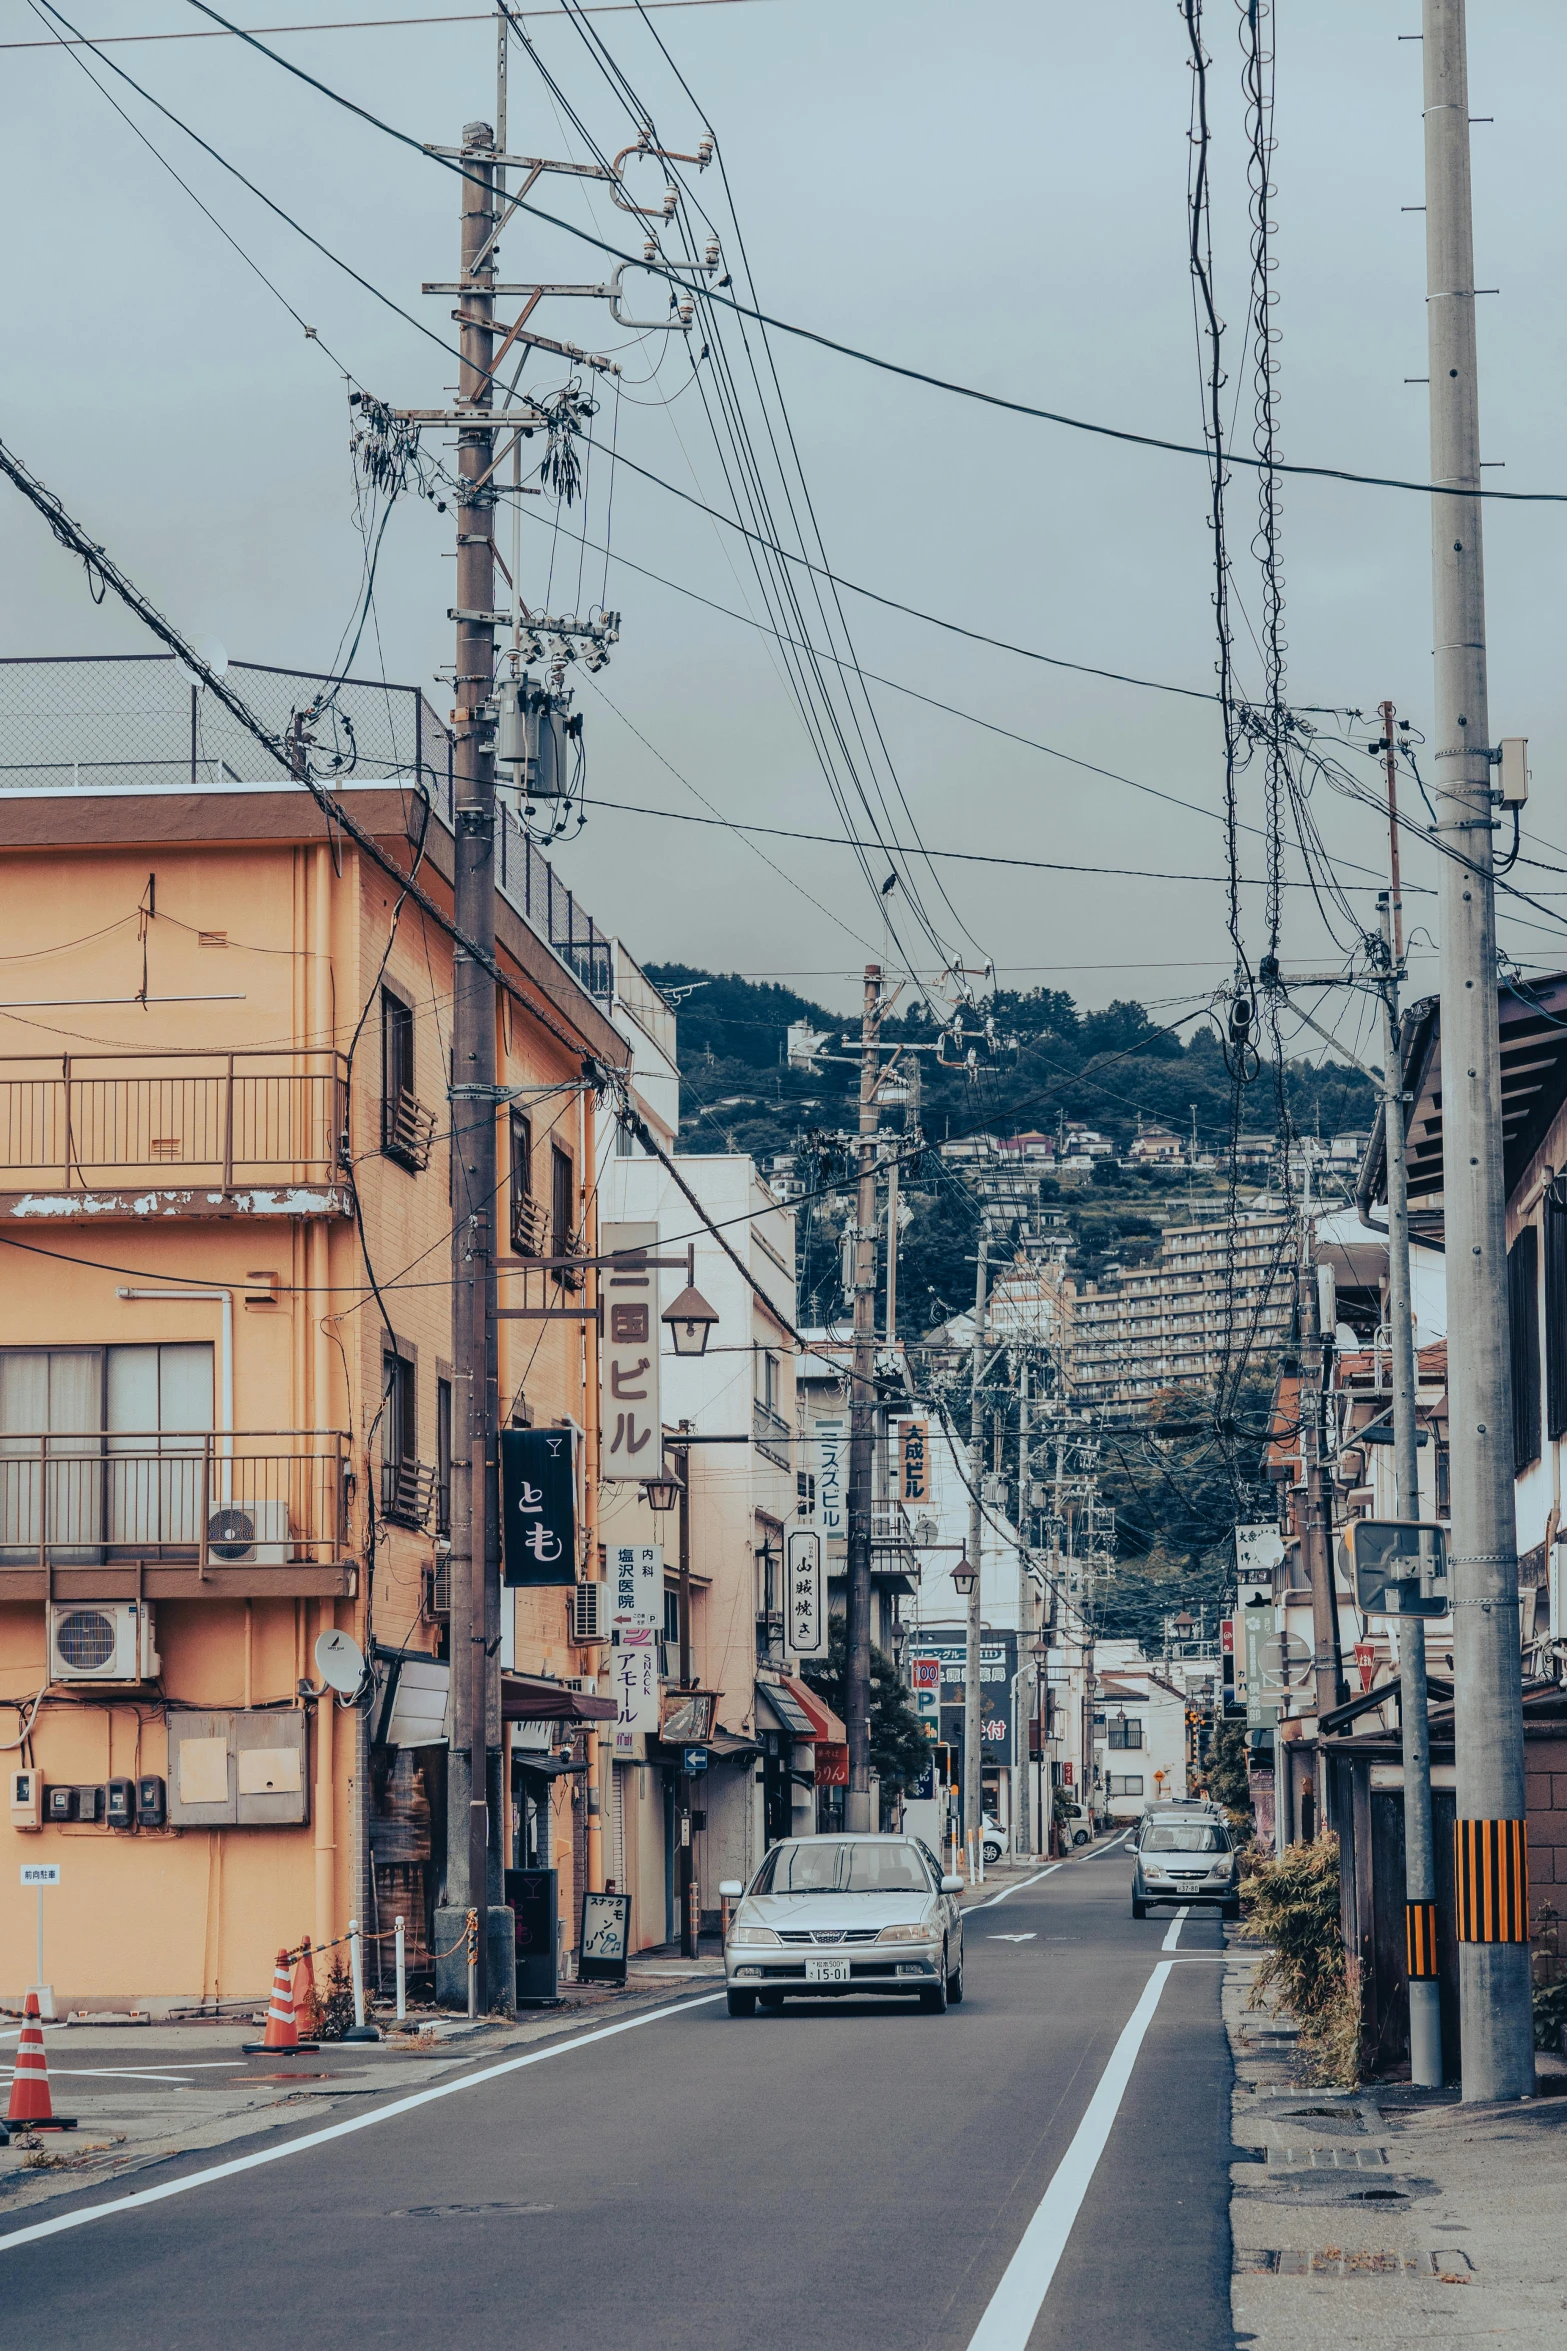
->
[804, 1957, 850, 1984]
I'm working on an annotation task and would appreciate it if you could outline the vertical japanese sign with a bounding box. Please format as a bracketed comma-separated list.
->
[899, 1419, 930, 1505]
[609, 1541, 663, 1757]
[816, 1416, 847, 1539]
[499, 1428, 576, 1586]
[786, 1528, 823, 1655]
[600, 1222, 661, 1482]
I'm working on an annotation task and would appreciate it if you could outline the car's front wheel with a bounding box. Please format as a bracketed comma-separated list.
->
[726, 1989, 756, 2017]
[946, 1944, 964, 2004]
[919, 1954, 950, 2013]
[1131, 1897, 1147, 1920]
[1221, 1898, 1241, 1922]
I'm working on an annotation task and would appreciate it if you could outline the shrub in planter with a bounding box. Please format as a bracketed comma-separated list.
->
[1239, 1829, 1361, 2088]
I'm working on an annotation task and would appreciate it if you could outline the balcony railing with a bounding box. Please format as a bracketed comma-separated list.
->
[752, 1400, 791, 1469]
[0, 1430, 350, 1571]
[0, 1052, 347, 1191]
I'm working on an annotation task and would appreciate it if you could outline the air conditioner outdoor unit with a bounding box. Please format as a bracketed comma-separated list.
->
[570, 1582, 608, 1645]
[49, 1601, 160, 1684]
[205, 1499, 291, 1566]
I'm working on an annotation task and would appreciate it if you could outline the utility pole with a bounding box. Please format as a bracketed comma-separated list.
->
[1016, 1355, 1033, 1857]
[1377, 885, 1442, 2088]
[964, 1216, 990, 1859]
[1378, 699, 1406, 964]
[1422, 0, 1533, 2100]
[676, 1423, 695, 1958]
[845, 963, 882, 1833]
[1297, 1180, 1346, 1735]
[446, 117, 503, 2015]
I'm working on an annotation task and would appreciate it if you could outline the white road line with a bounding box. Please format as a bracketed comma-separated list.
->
[1161, 1907, 1190, 1951]
[977, 1865, 1061, 1909]
[0, 1992, 724, 2254]
[965, 1963, 1173, 2351]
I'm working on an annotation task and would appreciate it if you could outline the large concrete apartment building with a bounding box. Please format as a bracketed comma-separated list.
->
[1065, 1210, 1295, 1411]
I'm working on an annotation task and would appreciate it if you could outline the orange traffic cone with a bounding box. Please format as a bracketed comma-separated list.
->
[6, 1991, 76, 2130]
[241, 1948, 320, 2056]
[291, 1936, 321, 2036]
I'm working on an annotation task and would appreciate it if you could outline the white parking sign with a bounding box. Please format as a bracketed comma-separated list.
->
[20, 1864, 60, 1886]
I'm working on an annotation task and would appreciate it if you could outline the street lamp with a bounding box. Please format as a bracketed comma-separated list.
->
[661, 1284, 720, 1358]
[951, 1552, 978, 1599]
[641, 1470, 683, 1514]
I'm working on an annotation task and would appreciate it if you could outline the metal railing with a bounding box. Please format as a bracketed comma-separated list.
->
[0, 652, 612, 1004]
[752, 1399, 792, 1468]
[0, 1430, 351, 1570]
[0, 1051, 347, 1190]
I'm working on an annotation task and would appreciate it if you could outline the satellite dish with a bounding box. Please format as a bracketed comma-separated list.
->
[315, 1626, 366, 1694]
[174, 633, 229, 691]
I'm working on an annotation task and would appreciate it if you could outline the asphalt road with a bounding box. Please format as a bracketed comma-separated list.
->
[1, 1842, 1235, 2351]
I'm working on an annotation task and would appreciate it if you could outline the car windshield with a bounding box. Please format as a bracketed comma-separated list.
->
[753, 1840, 931, 1894]
[1142, 1823, 1228, 1854]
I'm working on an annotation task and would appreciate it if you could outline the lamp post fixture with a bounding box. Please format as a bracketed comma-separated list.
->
[661, 1284, 719, 1358]
[640, 1470, 683, 1515]
[951, 1553, 978, 1599]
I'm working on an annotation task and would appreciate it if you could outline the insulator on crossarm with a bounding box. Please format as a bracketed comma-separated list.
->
[678, 299, 694, 326]
[662, 187, 678, 220]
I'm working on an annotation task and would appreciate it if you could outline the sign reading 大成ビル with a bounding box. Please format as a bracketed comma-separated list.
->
[899, 1419, 930, 1504]
[499, 1427, 576, 1586]
[600, 1222, 662, 1482]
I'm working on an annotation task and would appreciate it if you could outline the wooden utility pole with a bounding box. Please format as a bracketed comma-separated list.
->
[845, 964, 882, 1831]
[1297, 1183, 1346, 1736]
[963, 1217, 990, 1855]
[676, 1424, 695, 1958]
[446, 118, 503, 2013]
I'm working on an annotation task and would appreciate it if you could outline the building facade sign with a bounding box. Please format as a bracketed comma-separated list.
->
[609, 1543, 662, 1632]
[499, 1427, 576, 1586]
[899, 1419, 930, 1504]
[815, 1416, 847, 1539]
[600, 1221, 662, 1482]
[786, 1528, 824, 1656]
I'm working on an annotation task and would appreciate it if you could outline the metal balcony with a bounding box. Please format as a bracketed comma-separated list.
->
[0, 1050, 348, 1202]
[751, 1400, 792, 1470]
[0, 1429, 353, 1598]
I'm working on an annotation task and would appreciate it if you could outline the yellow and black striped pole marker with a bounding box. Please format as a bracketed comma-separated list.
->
[1454, 1818, 1529, 1944]
[1406, 1901, 1440, 1980]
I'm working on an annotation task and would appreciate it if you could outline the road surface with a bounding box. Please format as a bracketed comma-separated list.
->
[1, 1839, 1235, 2351]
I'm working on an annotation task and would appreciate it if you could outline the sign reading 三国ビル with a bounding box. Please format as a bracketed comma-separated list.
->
[600, 1222, 662, 1481]
[499, 1427, 576, 1586]
[815, 1417, 847, 1539]
[787, 1528, 823, 1655]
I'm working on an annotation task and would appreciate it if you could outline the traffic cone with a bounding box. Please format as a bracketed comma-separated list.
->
[291, 1936, 321, 2036]
[241, 1948, 320, 2055]
[6, 1992, 75, 2130]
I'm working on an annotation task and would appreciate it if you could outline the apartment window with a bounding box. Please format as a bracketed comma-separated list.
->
[1509, 1223, 1541, 1473]
[1107, 1716, 1144, 1750]
[663, 1587, 681, 1646]
[0, 1343, 212, 1560]
[551, 1145, 579, 1286]
[1547, 1193, 1567, 1441]
[435, 1375, 452, 1538]
[1108, 1775, 1145, 1798]
[381, 989, 433, 1171]
[759, 1352, 780, 1413]
[380, 1346, 429, 1528]
[509, 1111, 538, 1256]
[797, 1470, 816, 1518]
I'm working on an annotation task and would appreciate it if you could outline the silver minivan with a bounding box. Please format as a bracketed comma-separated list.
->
[720, 1833, 966, 2015]
[1131, 1813, 1240, 1919]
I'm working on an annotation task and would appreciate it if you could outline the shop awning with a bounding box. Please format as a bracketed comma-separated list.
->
[707, 1728, 762, 1759]
[757, 1681, 817, 1737]
[514, 1751, 589, 1779]
[501, 1672, 616, 1723]
[756, 1675, 845, 1744]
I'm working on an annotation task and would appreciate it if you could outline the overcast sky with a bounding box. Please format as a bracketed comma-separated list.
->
[3, 0, 1566, 1034]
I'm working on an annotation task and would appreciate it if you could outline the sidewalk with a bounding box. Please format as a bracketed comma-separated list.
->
[1224, 1944, 1567, 2345]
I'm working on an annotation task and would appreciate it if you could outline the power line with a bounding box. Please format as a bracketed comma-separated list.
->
[174, 0, 1567, 507]
[2, 1, 777, 48]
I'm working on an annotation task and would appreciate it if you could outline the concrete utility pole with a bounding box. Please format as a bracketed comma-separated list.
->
[1297, 1186, 1346, 1735]
[1422, 0, 1533, 2101]
[1377, 886, 1442, 2088]
[964, 1217, 990, 1855]
[676, 1425, 695, 1959]
[845, 963, 882, 1832]
[446, 119, 504, 2014]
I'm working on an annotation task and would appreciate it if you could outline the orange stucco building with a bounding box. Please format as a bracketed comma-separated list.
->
[0, 654, 625, 2012]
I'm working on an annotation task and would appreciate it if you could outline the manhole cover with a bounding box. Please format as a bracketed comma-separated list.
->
[391, 2202, 556, 2218]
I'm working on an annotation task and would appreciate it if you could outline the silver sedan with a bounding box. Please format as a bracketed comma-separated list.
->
[719, 1834, 966, 2015]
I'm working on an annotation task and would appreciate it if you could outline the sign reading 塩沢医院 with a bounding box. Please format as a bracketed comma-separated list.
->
[600, 1221, 662, 1482]
[499, 1427, 576, 1586]
[608, 1541, 663, 1757]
